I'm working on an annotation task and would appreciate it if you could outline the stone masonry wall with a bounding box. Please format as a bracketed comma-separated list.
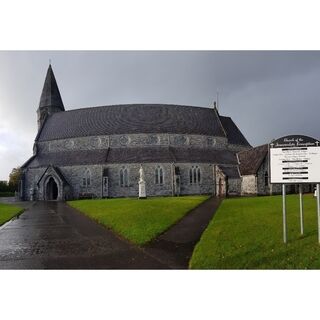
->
[37, 134, 229, 153]
[241, 175, 257, 195]
[256, 156, 270, 195]
[214, 166, 241, 196]
[24, 162, 216, 200]
[177, 163, 214, 195]
[228, 178, 241, 195]
[257, 156, 282, 195]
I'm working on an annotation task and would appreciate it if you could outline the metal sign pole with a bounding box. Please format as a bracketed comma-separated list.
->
[282, 184, 287, 243]
[317, 184, 320, 244]
[299, 184, 304, 235]
[270, 135, 320, 244]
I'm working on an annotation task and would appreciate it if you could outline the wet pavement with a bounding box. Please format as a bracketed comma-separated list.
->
[0, 197, 221, 269]
[0, 200, 167, 269]
[145, 197, 222, 269]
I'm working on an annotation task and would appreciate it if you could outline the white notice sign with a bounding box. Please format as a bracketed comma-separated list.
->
[270, 135, 320, 184]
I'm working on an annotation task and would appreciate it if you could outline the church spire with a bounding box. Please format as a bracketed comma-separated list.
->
[37, 64, 65, 130]
[39, 64, 64, 110]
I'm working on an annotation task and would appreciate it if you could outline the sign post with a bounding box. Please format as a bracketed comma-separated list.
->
[270, 135, 320, 244]
[282, 184, 287, 243]
[317, 184, 320, 243]
[299, 184, 304, 235]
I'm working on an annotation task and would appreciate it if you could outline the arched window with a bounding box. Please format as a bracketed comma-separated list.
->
[82, 169, 91, 187]
[190, 166, 201, 185]
[120, 167, 129, 187]
[124, 168, 129, 186]
[160, 167, 163, 184]
[264, 171, 268, 187]
[155, 166, 164, 185]
[197, 167, 201, 183]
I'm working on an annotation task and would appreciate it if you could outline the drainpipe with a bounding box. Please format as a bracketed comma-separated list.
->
[171, 162, 175, 197]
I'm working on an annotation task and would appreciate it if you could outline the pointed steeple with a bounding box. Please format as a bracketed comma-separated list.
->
[39, 64, 64, 110]
[37, 64, 65, 130]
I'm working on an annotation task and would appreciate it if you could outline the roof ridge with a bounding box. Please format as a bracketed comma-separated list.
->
[60, 103, 216, 114]
[237, 143, 267, 155]
[214, 107, 227, 138]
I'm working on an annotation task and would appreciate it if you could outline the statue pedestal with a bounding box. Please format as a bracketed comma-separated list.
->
[139, 180, 146, 199]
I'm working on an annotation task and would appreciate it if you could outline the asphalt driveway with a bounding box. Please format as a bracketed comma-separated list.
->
[0, 200, 167, 269]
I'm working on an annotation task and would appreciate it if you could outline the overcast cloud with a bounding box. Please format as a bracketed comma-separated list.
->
[0, 51, 320, 180]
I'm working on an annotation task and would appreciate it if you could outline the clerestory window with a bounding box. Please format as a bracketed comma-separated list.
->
[120, 167, 129, 187]
[82, 168, 91, 187]
[155, 166, 164, 185]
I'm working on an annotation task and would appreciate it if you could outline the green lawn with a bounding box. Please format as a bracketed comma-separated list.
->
[68, 195, 209, 245]
[0, 203, 24, 226]
[190, 194, 320, 269]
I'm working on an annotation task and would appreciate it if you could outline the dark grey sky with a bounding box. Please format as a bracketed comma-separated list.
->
[1, 51, 320, 180]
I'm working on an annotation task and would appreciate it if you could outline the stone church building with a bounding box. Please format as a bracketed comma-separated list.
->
[20, 65, 281, 201]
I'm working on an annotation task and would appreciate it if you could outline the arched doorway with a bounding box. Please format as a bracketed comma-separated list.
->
[46, 177, 58, 200]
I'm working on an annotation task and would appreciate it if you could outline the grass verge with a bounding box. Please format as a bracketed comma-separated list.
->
[0, 203, 24, 226]
[190, 194, 320, 269]
[68, 195, 209, 245]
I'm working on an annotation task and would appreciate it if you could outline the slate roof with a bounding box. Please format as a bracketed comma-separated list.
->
[39, 65, 64, 110]
[237, 144, 268, 175]
[26, 147, 238, 168]
[170, 147, 237, 164]
[35, 104, 250, 144]
[21, 155, 36, 169]
[219, 116, 251, 146]
[27, 150, 109, 168]
[27, 66, 252, 168]
[106, 147, 237, 164]
[218, 165, 240, 178]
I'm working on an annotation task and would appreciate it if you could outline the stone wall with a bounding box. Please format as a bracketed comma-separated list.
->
[25, 130, 252, 200]
[257, 156, 283, 195]
[228, 178, 242, 195]
[23, 162, 216, 200]
[256, 156, 269, 195]
[241, 175, 257, 195]
[24, 168, 43, 200]
[214, 166, 241, 196]
[176, 163, 214, 195]
[37, 133, 230, 153]
[240, 156, 282, 196]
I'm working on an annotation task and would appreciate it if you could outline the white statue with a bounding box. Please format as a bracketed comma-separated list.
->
[138, 165, 146, 198]
[139, 165, 145, 182]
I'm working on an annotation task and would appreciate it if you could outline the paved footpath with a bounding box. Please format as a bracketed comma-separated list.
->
[0, 200, 166, 269]
[0, 197, 221, 269]
[144, 197, 222, 269]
